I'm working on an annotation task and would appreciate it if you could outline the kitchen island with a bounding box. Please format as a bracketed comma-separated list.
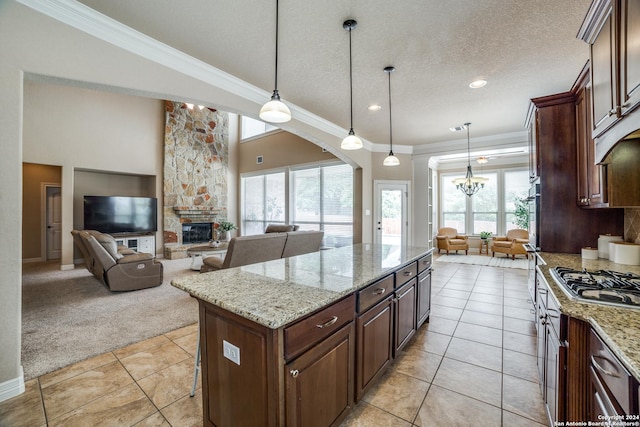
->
[172, 243, 433, 427]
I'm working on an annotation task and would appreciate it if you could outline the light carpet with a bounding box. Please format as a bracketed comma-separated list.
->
[21, 257, 199, 380]
[434, 254, 528, 270]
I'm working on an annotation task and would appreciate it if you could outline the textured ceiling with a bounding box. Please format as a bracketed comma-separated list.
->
[77, 0, 592, 150]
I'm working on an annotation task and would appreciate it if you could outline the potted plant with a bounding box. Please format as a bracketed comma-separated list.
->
[479, 231, 492, 240]
[216, 221, 237, 241]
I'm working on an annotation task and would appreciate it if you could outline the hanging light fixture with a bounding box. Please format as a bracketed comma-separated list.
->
[259, 0, 291, 123]
[452, 123, 489, 196]
[341, 19, 363, 150]
[383, 66, 400, 166]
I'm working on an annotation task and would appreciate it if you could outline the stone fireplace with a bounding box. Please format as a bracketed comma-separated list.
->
[162, 101, 230, 258]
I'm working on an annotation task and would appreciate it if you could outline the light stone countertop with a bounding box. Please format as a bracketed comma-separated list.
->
[537, 252, 640, 381]
[172, 244, 432, 329]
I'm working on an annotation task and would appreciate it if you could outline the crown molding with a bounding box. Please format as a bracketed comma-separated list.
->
[16, 0, 373, 151]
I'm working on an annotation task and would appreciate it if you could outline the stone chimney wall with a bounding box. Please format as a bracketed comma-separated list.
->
[163, 101, 229, 246]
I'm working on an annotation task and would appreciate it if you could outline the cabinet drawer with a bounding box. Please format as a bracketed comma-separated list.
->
[590, 329, 634, 414]
[284, 294, 355, 360]
[417, 254, 432, 273]
[396, 262, 418, 288]
[357, 274, 394, 313]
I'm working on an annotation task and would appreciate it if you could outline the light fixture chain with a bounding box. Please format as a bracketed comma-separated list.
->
[348, 24, 354, 130]
[388, 69, 393, 153]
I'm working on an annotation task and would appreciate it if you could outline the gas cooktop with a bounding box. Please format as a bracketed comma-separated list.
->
[550, 267, 640, 309]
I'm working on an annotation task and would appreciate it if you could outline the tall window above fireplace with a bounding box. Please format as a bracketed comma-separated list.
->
[182, 223, 212, 244]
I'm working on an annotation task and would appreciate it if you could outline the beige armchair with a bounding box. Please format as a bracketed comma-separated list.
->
[491, 228, 529, 259]
[436, 227, 469, 255]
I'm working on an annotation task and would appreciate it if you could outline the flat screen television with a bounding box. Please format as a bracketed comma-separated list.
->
[84, 196, 157, 234]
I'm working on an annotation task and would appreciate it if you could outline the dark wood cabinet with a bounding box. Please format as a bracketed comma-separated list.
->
[588, 328, 639, 419]
[416, 270, 431, 328]
[285, 322, 355, 427]
[574, 64, 608, 207]
[355, 297, 393, 401]
[602, 139, 640, 207]
[525, 93, 624, 253]
[394, 278, 417, 355]
[579, 0, 640, 162]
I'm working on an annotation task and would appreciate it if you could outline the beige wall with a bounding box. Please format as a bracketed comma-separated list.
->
[371, 152, 413, 181]
[238, 131, 337, 174]
[23, 81, 165, 263]
[22, 163, 62, 260]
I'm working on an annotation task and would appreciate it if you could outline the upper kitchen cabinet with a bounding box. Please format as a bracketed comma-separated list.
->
[579, 0, 640, 162]
[573, 64, 608, 207]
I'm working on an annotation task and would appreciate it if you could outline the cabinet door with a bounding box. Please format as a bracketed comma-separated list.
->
[355, 297, 393, 401]
[545, 326, 559, 425]
[138, 236, 155, 254]
[394, 279, 416, 355]
[591, 2, 619, 137]
[416, 270, 431, 328]
[285, 322, 354, 427]
[620, 0, 640, 117]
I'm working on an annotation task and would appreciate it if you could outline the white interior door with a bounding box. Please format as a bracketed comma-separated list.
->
[46, 186, 62, 260]
[374, 181, 409, 246]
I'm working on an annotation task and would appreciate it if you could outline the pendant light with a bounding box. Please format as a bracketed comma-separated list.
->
[383, 66, 400, 166]
[341, 19, 362, 150]
[259, 0, 291, 123]
[452, 123, 489, 196]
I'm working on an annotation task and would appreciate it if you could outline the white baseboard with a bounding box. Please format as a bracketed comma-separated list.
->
[22, 257, 44, 264]
[0, 366, 25, 403]
[60, 264, 75, 271]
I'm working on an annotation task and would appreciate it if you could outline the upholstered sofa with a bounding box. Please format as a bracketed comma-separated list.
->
[491, 228, 530, 259]
[435, 227, 469, 255]
[200, 230, 324, 272]
[71, 230, 163, 291]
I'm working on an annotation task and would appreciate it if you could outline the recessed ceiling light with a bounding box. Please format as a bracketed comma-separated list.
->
[469, 79, 487, 89]
[449, 125, 467, 132]
[368, 104, 382, 111]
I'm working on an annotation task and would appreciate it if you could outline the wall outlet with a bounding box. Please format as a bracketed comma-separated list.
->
[223, 340, 240, 365]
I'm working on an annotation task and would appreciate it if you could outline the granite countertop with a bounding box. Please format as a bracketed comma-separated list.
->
[172, 244, 432, 329]
[537, 252, 640, 381]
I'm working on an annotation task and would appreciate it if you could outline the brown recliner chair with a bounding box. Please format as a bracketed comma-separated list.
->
[436, 227, 469, 255]
[491, 228, 530, 260]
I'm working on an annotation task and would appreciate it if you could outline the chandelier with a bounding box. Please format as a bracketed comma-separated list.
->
[452, 122, 489, 196]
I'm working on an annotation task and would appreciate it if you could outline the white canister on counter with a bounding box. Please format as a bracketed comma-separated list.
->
[598, 234, 623, 259]
[581, 247, 599, 260]
[612, 243, 640, 266]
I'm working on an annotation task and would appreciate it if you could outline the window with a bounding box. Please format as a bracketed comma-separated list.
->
[504, 170, 530, 231]
[471, 172, 498, 235]
[241, 162, 353, 247]
[241, 116, 278, 140]
[440, 168, 528, 236]
[441, 174, 467, 233]
[242, 172, 285, 234]
[291, 163, 353, 247]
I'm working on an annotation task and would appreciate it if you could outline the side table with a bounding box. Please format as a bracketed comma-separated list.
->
[187, 243, 228, 271]
[479, 238, 491, 255]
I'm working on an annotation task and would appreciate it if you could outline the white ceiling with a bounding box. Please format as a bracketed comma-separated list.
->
[76, 0, 592, 152]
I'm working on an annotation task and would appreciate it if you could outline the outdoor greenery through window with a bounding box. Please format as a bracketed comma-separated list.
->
[241, 162, 353, 247]
[440, 168, 529, 236]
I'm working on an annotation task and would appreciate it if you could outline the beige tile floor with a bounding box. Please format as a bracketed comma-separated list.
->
[0, 260, 547, 427]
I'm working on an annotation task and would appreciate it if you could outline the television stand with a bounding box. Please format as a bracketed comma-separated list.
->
[114, 234, 155, 255]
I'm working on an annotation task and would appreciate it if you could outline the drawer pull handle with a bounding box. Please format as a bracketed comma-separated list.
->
[290, 369, 299, 378]
[372, 288, 386, 296]
[403, 271, 412, 276]
[591, 355, 620, 378]
[316, 316, 338, 329]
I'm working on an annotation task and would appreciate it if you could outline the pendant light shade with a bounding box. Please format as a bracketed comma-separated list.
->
[383, 66, 399, 166]
[260, 0, 291, 123]
[341, 19, 362, 150]
[452, 123, 489, 196]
